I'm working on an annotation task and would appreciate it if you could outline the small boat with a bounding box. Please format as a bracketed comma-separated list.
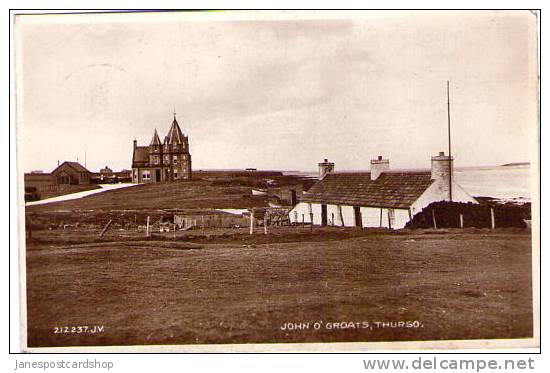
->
[251, 188, 267, 196]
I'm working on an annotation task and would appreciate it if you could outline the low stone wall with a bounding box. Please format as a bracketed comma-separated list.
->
[405, 201, 531, 229]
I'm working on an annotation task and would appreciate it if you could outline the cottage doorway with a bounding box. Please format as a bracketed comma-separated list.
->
[321, 204, 328, 226]
[354, 206, 363, 228]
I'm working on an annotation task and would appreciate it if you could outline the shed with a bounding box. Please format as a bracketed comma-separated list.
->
[51, 161, 92, 185]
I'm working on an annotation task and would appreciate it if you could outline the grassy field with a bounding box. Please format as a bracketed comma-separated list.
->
[25, 174, 312, 213]
[25, 179, 267, 212]
[25, 228, 533, 348]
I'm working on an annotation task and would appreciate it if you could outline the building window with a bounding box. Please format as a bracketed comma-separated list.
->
[142, 170, 150, 180]
[174, 170, 178, 179]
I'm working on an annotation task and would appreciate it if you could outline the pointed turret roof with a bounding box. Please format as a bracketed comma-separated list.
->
[150, 128, 162, 146]
[166, 114, 185, 145]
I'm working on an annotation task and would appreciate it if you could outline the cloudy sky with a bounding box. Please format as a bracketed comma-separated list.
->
[16, 10, 538, 173]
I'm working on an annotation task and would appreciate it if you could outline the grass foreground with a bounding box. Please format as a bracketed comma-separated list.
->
[25, 227, 533, 348]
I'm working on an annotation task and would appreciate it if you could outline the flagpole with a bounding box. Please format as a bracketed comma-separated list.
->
[447, 80, 453, 201]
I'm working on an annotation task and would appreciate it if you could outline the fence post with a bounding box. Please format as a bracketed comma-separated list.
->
[310, 213, 314, 233]
[459, 213, 464, 229]
[99, 219, 113, 239]
[432, 209, 437, 229]
[250, 208, 255, 235]
[490, 208, 495, 229]
[264, 211, 268, 235]
[146, 216, 150, 237]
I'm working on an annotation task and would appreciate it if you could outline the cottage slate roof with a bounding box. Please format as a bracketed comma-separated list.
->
[132, 146, 150, 167]
[300, 171, 435, 209]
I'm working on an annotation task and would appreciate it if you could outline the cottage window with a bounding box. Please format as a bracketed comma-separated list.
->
[142, 170, 151, 180]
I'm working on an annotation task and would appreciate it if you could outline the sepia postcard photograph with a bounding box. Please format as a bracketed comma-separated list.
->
[14, 10, 539, 352]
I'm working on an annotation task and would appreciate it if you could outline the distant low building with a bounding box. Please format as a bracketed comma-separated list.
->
[24, 161, 92, 201]
[100, 166, 113, 175]
[24, 172, 54, 189]
[290, 153, 478, 229]
[131, 114, 192, 183]
[92, 166, 132, 183]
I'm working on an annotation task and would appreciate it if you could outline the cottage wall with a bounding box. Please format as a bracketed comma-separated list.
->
[290, 203, 411, 229]
[410, 179, 478, 216]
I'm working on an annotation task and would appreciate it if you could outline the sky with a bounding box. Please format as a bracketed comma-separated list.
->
[16, 10, 538, 173]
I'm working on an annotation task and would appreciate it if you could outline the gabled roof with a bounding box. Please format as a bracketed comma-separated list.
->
[132, 146, 150, 167]
[300, 171, 435, 209]
[52, 161, 91, 174]
[166, 117, 185, 144]
[150, 129, 162, 146]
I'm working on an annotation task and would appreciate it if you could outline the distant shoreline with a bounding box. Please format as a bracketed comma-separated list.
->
[501, 162, 530, 167]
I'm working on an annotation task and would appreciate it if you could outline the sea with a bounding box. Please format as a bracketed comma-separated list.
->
[454, 164, 532, 203]
[284, 164, 532, 204]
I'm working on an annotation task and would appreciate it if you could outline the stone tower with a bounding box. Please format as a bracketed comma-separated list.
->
[163, 113, 192, 180]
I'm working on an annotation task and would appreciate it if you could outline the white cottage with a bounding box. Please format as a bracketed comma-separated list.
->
[290, 153, 478, 229]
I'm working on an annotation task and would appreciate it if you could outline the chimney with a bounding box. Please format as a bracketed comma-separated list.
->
[133, 139, 137, 149]
[318, 158, 335, 180]
[370, 155, 389, 180]
[431, 151, 454, 201]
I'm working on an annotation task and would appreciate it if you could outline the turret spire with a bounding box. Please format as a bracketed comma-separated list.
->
[167, 114, 185, 145]
[150, 128, 162, 146]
